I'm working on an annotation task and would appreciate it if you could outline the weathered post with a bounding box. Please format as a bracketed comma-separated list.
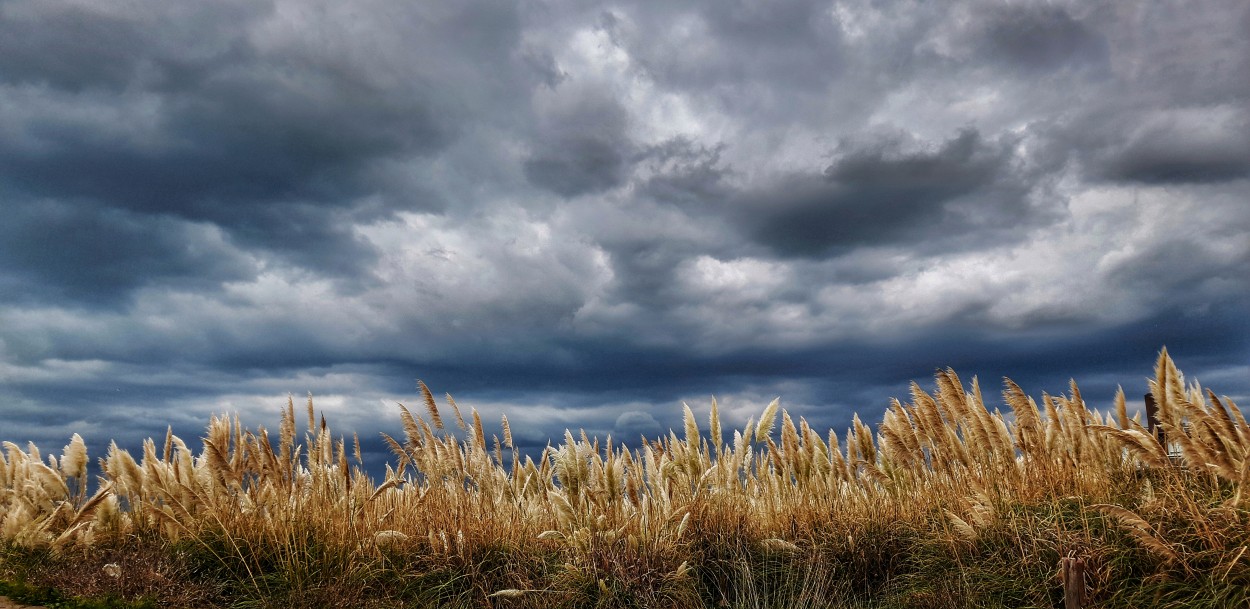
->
[1060, 555, 1086, 609]
[1144, 393, 1164, 444]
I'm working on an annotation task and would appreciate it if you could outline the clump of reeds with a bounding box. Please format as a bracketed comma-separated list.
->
[1, 349, 1248, 608]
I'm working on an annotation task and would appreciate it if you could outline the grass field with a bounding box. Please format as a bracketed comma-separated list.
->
[2, 348, 1248, 608]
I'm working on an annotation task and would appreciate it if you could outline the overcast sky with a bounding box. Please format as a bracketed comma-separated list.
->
[2, 0, 1248, 469]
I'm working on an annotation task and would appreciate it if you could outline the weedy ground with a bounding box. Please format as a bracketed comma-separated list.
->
[2, 348, 1248, 608]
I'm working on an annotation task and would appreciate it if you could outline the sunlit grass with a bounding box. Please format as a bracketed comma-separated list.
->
[2, 348, 1248, 608]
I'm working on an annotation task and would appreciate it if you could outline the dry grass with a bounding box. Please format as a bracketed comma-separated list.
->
[2, 348, 1249, 608]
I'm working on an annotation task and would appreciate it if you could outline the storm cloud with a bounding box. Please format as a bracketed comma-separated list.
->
[737, 128, 1050, 257]
[1, 0, 1247, 473]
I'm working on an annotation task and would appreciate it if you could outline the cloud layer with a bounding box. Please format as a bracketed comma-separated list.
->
[1, 0, 1247, 470]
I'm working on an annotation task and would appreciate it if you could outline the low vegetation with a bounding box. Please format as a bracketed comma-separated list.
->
[2, 348, 1248, 608]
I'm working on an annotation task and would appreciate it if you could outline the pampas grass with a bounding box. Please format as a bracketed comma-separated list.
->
[2, 348, 1249, 608]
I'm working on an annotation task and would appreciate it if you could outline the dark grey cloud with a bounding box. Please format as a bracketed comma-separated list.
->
[589, 0, 875, 131]
[523, 88, 634, 197]
[1022, 1, 1250, 186]
[0, 1, 264, 92]
[0, 0, 542, 299]
[1, 0, 1248, 478]
[975, 4, 1109, 73]
[636, 138, 732, 206]
[0, 44, 451, 207]
[1096, 112, 1250, 184]
[1100, 199, 1250, 305]
[524, 137, 630, 197]
[0, 199, 255, 305]
[605, 0, 845, 91]
[739, 129, 1038, 257]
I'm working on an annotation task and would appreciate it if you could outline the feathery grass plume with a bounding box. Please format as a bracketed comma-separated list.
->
[1151, 351, 1216, 469]
[827, 428, 848, 482]
[379, 433, 408, 468]
[960, 408, 992, 468]
[936, 368, 968, 422]
[374, 529, 408, 549]
[801, 419, 830, 481]
[250, 428, 276, 478]
[709, 396, 722, 457]
[445, 392, 468, 431]
[1233, 457, 1250, 506]
[203, 438, 233, 489]
[1042, 393, 1062, 456]
[31, 461, 70, 503]
[1203, 390, 1245, 456]
[911, 382, 946, 444]
[488, 589, 528, 599]
[549, 490, 576, 531]
[1, 502, 33, 541]
[501, 414, 513, 449]
[1056, 391, 1086, 466]
[675, 510, 691, 539]
[845, 426, 860, 466]
[281, 395, 296, 465]
[852, 414, 876, 465]
[945, 510, 977, 543]
[163, 425, 174, 462]
[760, 537, 800, 553]
[418, 380, 444, 429]
[780, 410, 798, 455]
[337, 439, 350, 494]
[968, 376, 1004, 462]
[988, 409, 1013, 466]
[1096, 425, 1170, 468]
[67, 482, 114, 529]
[1216, 391, 1250, 438]
[1185, 406, 1239, 481]
[1152, 347, 1185, 411]
[395, 402, 422, 449]
[755, 398, 780, 443]
[879, 408, 914, 470]
[60, 433, 88, 500]
[230, 414, 247, 472]
[471, 408, 486, 450]
[740, 416, 755, 450]
[682, 402, 699, 446]
[107, 442, 145, 497]
[1094, 504, 1179, 562]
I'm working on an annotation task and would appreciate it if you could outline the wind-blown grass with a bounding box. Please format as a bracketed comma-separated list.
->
[2, 349, 1248, 608]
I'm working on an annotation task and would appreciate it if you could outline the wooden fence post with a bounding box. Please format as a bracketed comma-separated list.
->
[1060, 555, 1086, 609]
[1144, 393, 1164, 445]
